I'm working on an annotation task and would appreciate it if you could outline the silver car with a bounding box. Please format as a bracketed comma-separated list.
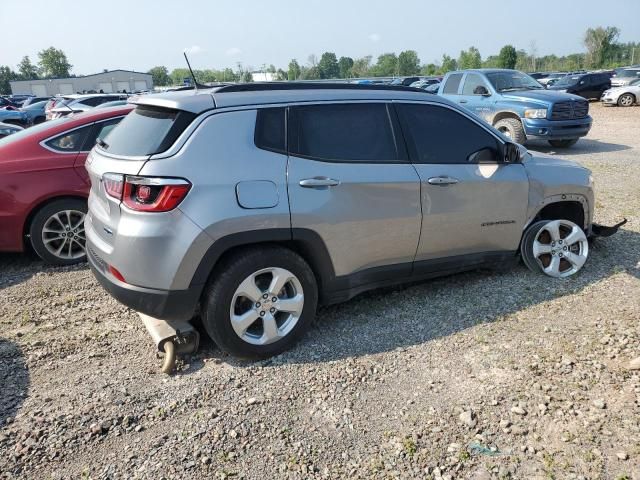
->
[86, 83, 597, 359]
[601, 78, 640, 107]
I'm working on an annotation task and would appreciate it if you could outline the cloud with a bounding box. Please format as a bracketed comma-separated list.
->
[368, 33, 381, 43]
[225, 47, 242, 57]
[183, 45, 203, 55]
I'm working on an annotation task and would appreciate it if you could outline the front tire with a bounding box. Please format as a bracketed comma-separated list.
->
[202, 246, 318, 359]
[618, 93, 635, 107]
[494, 118, 527, 144]
[29, 199, 87, 266]
[548, 139, 578, 148]
[521, 219, 589, 278]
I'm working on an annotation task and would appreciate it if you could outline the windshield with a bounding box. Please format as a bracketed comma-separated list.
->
[485, 71, 544, 92]
[0, 116, 74, 148]
[554, 75, 581, 86]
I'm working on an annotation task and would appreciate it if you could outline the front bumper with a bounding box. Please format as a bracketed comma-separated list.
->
[600, 94, 618, 105]
[523, 116, 592, 140]
[87, 243, 200, 321]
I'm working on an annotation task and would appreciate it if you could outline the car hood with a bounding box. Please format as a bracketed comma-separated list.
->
[501, 89, 585, 105]
[525, 152, 581, 167]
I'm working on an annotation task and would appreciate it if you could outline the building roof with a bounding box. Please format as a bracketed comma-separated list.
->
[132, 82, 454, 113]
[10, 69, 151, 84]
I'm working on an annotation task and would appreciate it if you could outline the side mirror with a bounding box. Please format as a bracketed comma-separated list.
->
[473, 85, 490, 96]
[503, 142, 521, 163]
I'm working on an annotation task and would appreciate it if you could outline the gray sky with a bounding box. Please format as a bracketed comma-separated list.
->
[2, 0, 639, 74]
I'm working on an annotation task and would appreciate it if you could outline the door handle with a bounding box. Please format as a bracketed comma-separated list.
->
[459, 99, 468, 104]
[427, 176, 459, 186]
[299, 177, 340, 188]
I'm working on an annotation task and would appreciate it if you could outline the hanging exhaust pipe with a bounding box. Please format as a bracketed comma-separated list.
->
[139, 314, 200, 374]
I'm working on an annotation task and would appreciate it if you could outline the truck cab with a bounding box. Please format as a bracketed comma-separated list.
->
[438, 69, 592, 148]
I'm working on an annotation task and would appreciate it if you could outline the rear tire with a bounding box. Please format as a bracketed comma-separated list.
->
[494, 118, 526, 144]
[202, 246, 318, 359]
[548, 139, 578, 148]
[29, 199, 87, 266]
[618, 93, 635, 107]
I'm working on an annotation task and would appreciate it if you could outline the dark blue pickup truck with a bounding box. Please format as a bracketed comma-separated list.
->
[438, 69, 592, 148]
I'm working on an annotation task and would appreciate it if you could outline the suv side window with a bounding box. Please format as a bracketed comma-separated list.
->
[255, 107, 286, 154]
[396, 103, 500, 164]
[443, 73, 463, 94]
[81, 117, 124, 151]
[288, 103, 401, 162]
[462, 73, 489, 95]
[45, 126, 92, 152]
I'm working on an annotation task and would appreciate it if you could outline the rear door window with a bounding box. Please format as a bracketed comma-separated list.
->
[254, 108, 286, 153]
[288, 103, 401, 163]
[443, 74, 463, 94]
[98, 106, 196, 156]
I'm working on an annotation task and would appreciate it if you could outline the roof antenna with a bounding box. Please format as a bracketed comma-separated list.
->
[183, 51, 201, 90]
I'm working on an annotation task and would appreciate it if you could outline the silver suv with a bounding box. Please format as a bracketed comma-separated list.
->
[86, 83, 595, 358]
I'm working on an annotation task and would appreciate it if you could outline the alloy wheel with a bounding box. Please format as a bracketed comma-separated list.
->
[229, 267, 304, 345]
[531, 220, 588, 278]
[41, 210, 86, 260]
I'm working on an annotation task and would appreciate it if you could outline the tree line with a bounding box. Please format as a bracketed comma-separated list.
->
[2, 27, 638, 94]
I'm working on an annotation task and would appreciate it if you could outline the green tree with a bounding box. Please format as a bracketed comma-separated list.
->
[300, 66, 321, 80]
[458, 47, 482, 69]
[169, 68, 191, 85]
[421, 63, 438, 76]
[288, 59, 301, 80]
[318, 52, 340, 79]
[37, 47, 72, 78]
[373, 53, 398, 77]
[398, 50, 420, 76]
[440, 54, 457, 74]
[148, 66, 169, 86]
[276, 69, 288, 81]
[18, 56, 38, 80]
[242, 71, 253, 83]
[351, 56, 372, 77]
[338, 56, 354, 78]
[0, 66, 18, 95]
[584, 26, 620, 68]
[497, 45, 518, 69]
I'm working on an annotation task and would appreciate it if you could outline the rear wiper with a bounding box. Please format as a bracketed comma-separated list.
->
[96, 137, 109, 149]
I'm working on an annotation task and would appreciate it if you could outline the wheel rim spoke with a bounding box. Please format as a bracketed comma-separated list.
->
[564, 251, 586, 269]
[235, 275, 263, 303]
[532, 240, 552, 257]
[544, 255, 561, 276]
[261, 315, 280, 343]
[275, 294, 304, 314]
[268, 268, 292, 296]
[563, 225, 583, 246]
[544, 222, 561, 241]
[231, 310, 260, 337]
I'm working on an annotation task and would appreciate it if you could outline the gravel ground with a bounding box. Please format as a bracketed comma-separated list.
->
[1, 102, 639, 480]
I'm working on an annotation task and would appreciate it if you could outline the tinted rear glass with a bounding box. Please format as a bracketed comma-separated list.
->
[254, 108, 286, 153]
[98, 106, 195, 156]
[289, 103, 398, 162]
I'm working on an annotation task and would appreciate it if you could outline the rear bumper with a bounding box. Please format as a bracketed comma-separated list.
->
[523, 116, 592, 140]
[87, 243, 200, 321]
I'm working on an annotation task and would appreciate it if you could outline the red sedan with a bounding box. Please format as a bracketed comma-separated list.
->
[0, 105, 133, 265]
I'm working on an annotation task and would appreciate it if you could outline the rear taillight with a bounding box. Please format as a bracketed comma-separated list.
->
[102, 174, 191, 212]
[103, 173, 124, 199]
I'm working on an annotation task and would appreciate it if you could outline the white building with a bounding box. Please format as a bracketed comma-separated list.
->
[251, 72, 276, 82]
[10, 70, 153, 96]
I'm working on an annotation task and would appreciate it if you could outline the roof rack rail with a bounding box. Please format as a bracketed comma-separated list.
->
[214, 82, 425, 94]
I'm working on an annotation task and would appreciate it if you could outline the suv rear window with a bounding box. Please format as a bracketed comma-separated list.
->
[99, 106, 195, 156]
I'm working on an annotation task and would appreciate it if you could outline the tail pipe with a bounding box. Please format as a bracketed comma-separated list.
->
[140, 314, 200, 374]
